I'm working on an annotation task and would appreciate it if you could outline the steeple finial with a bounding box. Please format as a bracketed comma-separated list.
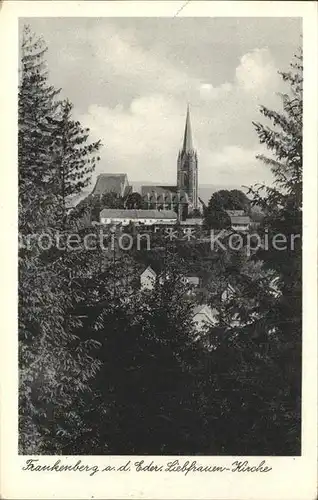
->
[182, 105, 194, 153]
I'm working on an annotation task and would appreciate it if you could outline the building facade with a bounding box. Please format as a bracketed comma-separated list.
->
[177, 105, 198, 210]
[141, 106, 199, 219]
[100, 208, 177, 226]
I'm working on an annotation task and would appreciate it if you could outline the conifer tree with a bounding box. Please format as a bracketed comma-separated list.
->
[204, 48, 303, 455]
[18, 25, 61, 232]
[53, 99, 101, 223]
[18, 26, 102, 453]
[252, 47, 302, 310]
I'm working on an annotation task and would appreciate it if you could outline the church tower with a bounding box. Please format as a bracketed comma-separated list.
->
[177, 105, 198, 210]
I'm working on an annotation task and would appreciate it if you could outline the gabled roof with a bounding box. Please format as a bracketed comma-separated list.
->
[92, 174, 128, 196]
[140, 266, 157, 278]
[100, 209, 177, 220]
[226, 210, 245, 216]
[192, 304, 218, 323]
[230, 215, 250, 224]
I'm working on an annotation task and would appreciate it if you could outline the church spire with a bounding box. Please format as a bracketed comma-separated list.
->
[177, 104, 198, 212]
[182, 105, 194, 153]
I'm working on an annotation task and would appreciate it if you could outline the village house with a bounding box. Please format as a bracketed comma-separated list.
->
[226, 210, 250, 232]
[192, 304, 218, 332]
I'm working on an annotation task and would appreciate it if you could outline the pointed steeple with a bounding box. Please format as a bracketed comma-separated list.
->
[182, 105, 194, 153]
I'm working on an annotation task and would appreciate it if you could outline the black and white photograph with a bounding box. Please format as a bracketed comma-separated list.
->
[17, 13, 305, 459]
[0, 0, 317, 498]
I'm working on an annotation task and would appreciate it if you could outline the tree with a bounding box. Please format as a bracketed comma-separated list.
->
[207, 189, 250, 213]
[205, 47, 303, 455]
[66, 253, 208, 455]
[205, 209, 231, 230]
[250, 47, 303, 452]
[125, 192, 143, 209]
[188, 208, 201, 218]
[101, 191, 125, 209]
[18, 25, 61, 233]
[204, 189, 250, 230]
[204, 207, 231, 230]
[53, 99, 101, 223]
[252, 47, 302, 302]
[18, 27, 102, 453]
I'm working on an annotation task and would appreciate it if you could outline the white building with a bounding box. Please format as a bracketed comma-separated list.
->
[100, 209, 177, 226]
[140, 266, 157, 291]
[192, 304, 218, 332]
[226, 211, 250, 232]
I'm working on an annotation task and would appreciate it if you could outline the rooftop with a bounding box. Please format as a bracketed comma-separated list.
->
[100, 208, 177, 220]
[226, 210, 245, 216]
[230, 215, 250, 224]
[92, 173, 128, 196]
[141, 185, 178, 195]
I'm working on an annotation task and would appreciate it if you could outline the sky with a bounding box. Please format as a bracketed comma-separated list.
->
[21, 17, 302, 191]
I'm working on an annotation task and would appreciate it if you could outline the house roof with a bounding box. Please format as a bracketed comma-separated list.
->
[92, 174, 128, 196]
[180, 218, 203, 225]
[192, 304, 218, 323]
[226, 210, 245, 216]
[100, 208, 177, 220]
[140, 266, 157, 278]
[230, 215, 250, 224]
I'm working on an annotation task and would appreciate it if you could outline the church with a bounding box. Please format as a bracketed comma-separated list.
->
[91, 106, 202, 223]
[141, 106, 200, 220]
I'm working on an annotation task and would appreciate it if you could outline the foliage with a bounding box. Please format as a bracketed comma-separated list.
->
[18, 25, 61, 233]
[61, 253, 208, 455]
[203, 208, 231, 230]
[74, 190, 126, 224]
[18, 26, 102, 453]
[203, 189, 250, 229]
[125, 191, 143, 209]
[208, 189, 251, 212]
[207, 47, 303, 454]
[53, 98, 101, 221]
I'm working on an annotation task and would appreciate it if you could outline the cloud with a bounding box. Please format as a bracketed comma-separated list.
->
[212, 145, 259, 168]
[235, 48, 281, 96]
[79, 96, 273, 190]
[92, 22, 203, 99]
[199, 82, 233, 101]
[80, 95, 184, 184]
[68, 25, 286, 189]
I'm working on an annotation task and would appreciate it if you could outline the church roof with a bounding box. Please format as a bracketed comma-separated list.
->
[92, 173, 128, 196]
[141, 185, 178, 195]
[141, 185, 189, 202]
[182, 105, 194, 153]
